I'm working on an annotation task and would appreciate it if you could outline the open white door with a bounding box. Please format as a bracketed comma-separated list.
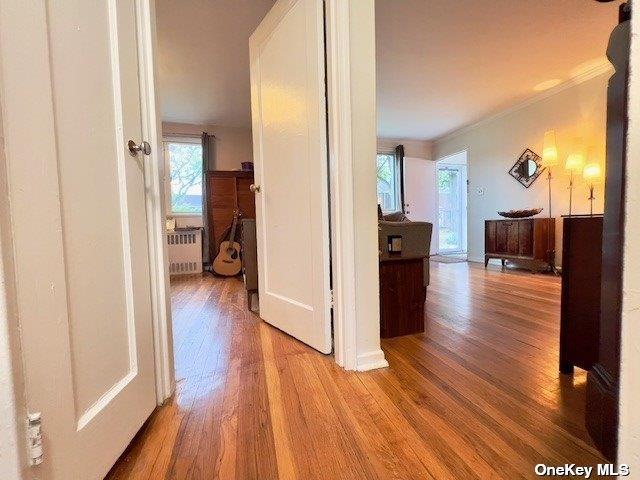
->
[404, 157, 438, 254]
[0, 1, 157, 478]
[249, 0, 332, 354]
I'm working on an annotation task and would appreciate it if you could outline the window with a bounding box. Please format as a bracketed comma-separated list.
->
[376, 153, 400, 212]
[164, 139, 203, 215]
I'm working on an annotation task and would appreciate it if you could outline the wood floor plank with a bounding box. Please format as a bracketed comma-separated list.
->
[106, 263, 604, 480]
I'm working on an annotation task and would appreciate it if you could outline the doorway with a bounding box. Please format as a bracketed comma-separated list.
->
[436, 151, 468, 255]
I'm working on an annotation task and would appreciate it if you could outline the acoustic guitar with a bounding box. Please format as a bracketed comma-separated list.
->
[212, 210, 242, 276]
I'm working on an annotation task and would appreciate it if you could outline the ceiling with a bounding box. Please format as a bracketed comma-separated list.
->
[156, 0, 275, 127]
[156, 0, 622, 137]
[376, 0, 623, 140]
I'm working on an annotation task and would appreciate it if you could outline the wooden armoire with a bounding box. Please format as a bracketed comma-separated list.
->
[206, 171, 255, 261]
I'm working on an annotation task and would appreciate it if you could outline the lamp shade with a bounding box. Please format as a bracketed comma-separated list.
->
[541, 130, 558, 167]
[583, 162, 602, 184]
[564, 138, 585, 173]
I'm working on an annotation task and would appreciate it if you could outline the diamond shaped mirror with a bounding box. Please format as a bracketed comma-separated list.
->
[509, 149, 545, 188]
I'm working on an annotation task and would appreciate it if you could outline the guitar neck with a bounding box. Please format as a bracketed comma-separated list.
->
[228, 211, 239, 243]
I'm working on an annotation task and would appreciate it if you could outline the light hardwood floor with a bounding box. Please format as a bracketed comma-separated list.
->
[106, 262, 603, 479]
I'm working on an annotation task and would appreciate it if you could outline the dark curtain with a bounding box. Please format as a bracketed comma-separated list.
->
[395, 144, 406, 213]
[201, 132, 216, 266]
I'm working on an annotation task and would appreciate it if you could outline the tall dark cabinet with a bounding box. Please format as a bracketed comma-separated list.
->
[585, 3, 630, 461]
[560, 216, 602, 374]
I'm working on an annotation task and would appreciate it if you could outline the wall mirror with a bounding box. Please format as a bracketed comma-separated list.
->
[509, 148, 544, 188]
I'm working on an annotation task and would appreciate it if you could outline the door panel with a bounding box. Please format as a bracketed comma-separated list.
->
[485, 221, 497, 254]
[507, 222, 519, 255]
[237, 177, 257, 219]
[5, 1, 157, 478]
[496, 221, 508, 253]
[250, 0, 331, 353]
[518, 220, 534, 256]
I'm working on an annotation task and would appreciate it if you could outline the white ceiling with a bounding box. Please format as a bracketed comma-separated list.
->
[376, 0, 623, 140]
[156, 0, 275, 127]
[156, 0, 622, 137]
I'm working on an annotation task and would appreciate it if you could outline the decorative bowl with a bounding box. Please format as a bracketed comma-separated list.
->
[497, 208, 543, 219]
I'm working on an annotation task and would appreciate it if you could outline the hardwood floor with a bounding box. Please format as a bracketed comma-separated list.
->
[106, 262, 603, 479]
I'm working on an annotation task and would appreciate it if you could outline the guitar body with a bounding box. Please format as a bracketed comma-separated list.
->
[212, 240, 242, 276]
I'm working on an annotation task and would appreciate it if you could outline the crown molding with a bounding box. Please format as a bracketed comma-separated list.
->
[377, 137, 434, 159]
[434, 59, 613, 145]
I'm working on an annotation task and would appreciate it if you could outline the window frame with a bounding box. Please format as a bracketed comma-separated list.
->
[163, 136, 204, 217]
[376, 152, 401, 214]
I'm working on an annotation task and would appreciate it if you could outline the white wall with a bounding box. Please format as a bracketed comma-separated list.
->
[619, 11, 640, 472]
[435, 72, 609, 266]
[162, 121, 253, 228]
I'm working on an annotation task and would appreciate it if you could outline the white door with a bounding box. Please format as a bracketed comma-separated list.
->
[249, 0, 332, 353]
[1, 1, 157, 479]
[404, 157, 438, 254]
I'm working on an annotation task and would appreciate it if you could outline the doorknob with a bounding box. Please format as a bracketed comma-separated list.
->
[249, 184, 261, 193]
[128, 140, 151, 156]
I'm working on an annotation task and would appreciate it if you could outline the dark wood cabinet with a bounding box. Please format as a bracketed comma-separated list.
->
[484, 218, 554, 272]
[560, 216, 602, 374]
[206, 171, 255, 261]
[379, 258, 426, 338]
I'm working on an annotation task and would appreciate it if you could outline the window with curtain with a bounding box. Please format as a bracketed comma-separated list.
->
[163, 139, 204, 215]
[376, 153, 400, 212]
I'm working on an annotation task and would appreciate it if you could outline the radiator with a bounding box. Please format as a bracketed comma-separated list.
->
[166, 229, 203, 275]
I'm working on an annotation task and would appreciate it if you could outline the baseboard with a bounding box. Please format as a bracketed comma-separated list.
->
[467, 256, 484, 264]
[356, 349, 389, 371]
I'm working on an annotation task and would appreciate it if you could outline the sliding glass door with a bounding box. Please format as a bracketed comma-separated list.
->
[437, 164, 467, 253]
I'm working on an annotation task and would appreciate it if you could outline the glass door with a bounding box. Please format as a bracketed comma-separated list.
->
[438, 164, 467, 253]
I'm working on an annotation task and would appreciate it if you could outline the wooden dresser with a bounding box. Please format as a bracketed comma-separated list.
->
[484, 217, 554, 272]
[206, 171, 255, 260]
[560, 215, 602, 374]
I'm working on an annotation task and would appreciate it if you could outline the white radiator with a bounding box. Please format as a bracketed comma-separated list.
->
[166, 229, 203, 275]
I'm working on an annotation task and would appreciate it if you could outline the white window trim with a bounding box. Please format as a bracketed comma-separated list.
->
[163, 136, 204, 217]
[376, 152, 401, 214]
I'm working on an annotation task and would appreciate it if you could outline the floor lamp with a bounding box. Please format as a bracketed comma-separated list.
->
[583, 159, 603, 216]
[541, 130, 559, 275]
[564, 139, 586, 217]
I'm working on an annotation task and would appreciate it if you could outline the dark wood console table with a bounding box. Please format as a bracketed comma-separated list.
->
[484, 217, 555, 272]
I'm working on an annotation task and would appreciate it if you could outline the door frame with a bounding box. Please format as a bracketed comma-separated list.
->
[326, 0, 387, 371]
[435, 150, 469, 255]
[325, 0, 357, 369]
[135, 0, 175, 403]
